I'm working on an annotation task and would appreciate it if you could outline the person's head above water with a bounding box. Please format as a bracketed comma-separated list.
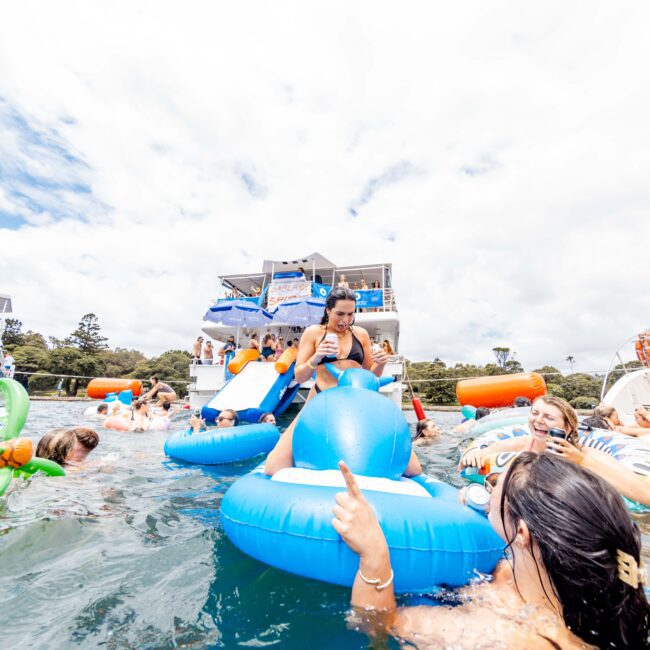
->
[529, 395, 579, 445]
[320, 287, 357, 331]
[36, 427, 99, 465]
[134, 400, 148, 413]
[217, 409, 239, 428]
[414, 419, 439, 440]
[475, 407, 490, 420]
[513, 396, 531, 407]
[594, 404, 622, 427]
[97, 403, 108, 415]
[162, 401, 171, 412]
[258, 412, 276, 425]
[489, 451, 649, 648]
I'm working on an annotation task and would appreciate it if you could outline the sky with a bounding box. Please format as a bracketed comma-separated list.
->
[1, 1, 649, 372]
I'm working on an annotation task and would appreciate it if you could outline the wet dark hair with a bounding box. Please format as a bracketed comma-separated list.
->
[36, 427, 99, 465]
[97, 403, 108, 414]
[162, 401, 171, 412]
[414, 419, 436, 440]
[320, 288, 357, 325]
[475, 407, 490, 420]
[499, 452, 649, 648]
[513, 396, 531, 407]
[581, 415, 611, 430]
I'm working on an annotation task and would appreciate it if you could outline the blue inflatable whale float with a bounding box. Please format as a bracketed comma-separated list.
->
[221, 365, 504, 592]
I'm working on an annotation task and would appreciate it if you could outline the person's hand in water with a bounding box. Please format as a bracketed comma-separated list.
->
[332, 461, 387, 558]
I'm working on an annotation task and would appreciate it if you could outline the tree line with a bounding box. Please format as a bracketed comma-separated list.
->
[1, 314, 190, 397]
[3, 320, 637, 405]
[405, 347, 640, 408]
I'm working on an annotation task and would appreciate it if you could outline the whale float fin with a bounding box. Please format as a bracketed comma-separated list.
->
[378, 376, 395, 387]
[324, 363, 343, 381]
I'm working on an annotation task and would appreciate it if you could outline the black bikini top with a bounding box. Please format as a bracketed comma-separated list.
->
[317, 328, 364, 366]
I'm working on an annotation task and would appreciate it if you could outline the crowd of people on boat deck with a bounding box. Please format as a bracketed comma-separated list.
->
[191, 332, 396, 365]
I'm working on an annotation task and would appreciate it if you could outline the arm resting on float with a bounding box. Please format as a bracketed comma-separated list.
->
[615, 426, 650, 438]
[403, 450, 422, 477]
[582, 449, 650, 506]
[264, 423, 295, 476]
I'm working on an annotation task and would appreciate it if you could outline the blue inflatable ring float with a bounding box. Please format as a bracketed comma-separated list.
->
[164, 423, 280, 464]
[221, 466, 504, 591]
[221, 365, 504, 591]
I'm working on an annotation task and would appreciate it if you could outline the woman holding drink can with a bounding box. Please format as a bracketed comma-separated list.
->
[264, 288, 422, 477]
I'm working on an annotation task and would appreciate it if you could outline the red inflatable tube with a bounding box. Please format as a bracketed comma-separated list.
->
[456, 372, 546, 408]
[87, 378, 142, 399]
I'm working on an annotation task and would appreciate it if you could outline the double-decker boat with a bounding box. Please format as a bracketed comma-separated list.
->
[189, 253, 404, 414]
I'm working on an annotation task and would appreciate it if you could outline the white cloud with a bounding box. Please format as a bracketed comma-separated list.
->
[0, 1, 649, 373]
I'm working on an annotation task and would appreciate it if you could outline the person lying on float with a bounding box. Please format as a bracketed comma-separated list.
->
[264, 287, 421, 477]
[460, 395, 650, 507]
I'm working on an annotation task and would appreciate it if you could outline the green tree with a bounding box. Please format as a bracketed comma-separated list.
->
[47, 347, 106, 396]
[561, 373, 601, 406]
[492, 347, 511, 369]
[28, 371, 59, 393]
[533, 366, 564, 385]
[69, 314, 109, 354]
[12, 345, 49, 374]
[22, 330, 48, 350]
[49, 335, 75, 349]
[1, 318, 24, 350]
[130, 350, 191, 398]
[101, 348, 146, 377]
[504, 359, 524, 374]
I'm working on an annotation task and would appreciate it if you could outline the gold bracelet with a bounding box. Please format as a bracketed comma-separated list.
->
[358, 567, 394, 591]
[306, 358, 317, 370]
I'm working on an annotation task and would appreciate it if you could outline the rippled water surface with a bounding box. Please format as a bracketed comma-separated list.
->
[1, 403, 648, 649]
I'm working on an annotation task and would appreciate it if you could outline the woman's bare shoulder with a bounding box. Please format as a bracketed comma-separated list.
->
[302, 325, 323, 338]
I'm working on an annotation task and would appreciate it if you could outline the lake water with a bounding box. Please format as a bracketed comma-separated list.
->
[1, 403, 648, 648]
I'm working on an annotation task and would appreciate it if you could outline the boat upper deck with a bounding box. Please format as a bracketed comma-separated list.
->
[216, 252, 398, 316]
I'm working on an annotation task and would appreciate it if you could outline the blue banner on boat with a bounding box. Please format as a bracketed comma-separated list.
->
[355, 289, 383, 308]
[311, 282, 332, 299]
[217, 296, 261, 306]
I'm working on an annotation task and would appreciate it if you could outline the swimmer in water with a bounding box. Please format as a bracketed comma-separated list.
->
[36, 427, 99, 467]
[258, 412, 276, 425]
[332, 452, 650, 649]
[412, 419, 442, 445]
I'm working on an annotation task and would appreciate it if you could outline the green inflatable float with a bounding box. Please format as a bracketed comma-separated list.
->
[0, 378, 65, 496]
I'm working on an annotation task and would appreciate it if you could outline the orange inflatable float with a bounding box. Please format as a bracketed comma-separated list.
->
[228, 349, 260, 375]
[635, 332, 650, 367]
[275, 346, 298, 374]
[0, 437, 33, 469]
[87, 378, 142, 399]
[456, 372, 547, 408]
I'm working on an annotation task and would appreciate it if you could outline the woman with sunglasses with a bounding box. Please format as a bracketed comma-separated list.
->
[264, 288, 422, 477]
[216, 409, 239, 428]
[332, 453, 650, 648]
[460, 395, 650, 507]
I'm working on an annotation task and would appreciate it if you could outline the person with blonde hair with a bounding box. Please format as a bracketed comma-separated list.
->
[36, 427, 99, 466]
[381, 339, 394, 355]
[460, 395, 650, 506]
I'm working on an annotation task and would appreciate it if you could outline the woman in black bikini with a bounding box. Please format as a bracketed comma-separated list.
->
[264, 288, 422, 476]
